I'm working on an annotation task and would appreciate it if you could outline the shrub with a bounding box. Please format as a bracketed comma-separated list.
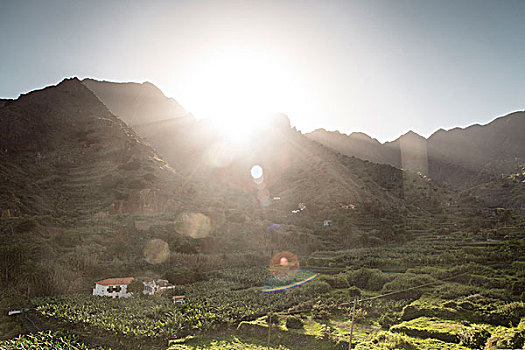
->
[373, 331, 416, 349]
[163, 267, 206, 285]
[267, 313, 279, 325]
[312, 302, 331, 320]
[488, 302, 525, 327]
[320, 274, 349, 289]
[378, 313, 399, 329]
[485, 327, 525, 349]
[348, 286, 361, 297]
[346, 268, 392, 291]
[15, 217, 37, 233]
[301, 280, 331, 296]
[54, 230, 82, 248]
[285, 316, 304, 329]
[381, 273, 435, 300]
[458, 301, 475, 310]
[433, 282, 480, 299]
[459, 325, 490, 349]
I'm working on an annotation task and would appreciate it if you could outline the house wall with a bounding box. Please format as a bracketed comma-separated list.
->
[143, 281, 155, 295]
[92, 283, 132, 298]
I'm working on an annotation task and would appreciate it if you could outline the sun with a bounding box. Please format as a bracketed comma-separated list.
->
[180, 47, 292, 143]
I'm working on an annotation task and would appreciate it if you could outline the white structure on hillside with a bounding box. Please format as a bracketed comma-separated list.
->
[141, 278, 175, 295]
[92, 277, 134, 298]
[93, 277, 175, 298]
[172, 295, 186, 304]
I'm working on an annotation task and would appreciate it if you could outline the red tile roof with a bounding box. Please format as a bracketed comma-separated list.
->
[95, 277, 134, 286]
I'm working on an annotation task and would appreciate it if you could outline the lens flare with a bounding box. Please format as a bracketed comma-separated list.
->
[175, 212, 212, 238]
[205, 141, 236, 168]
[143, 238, 170, 264]
[269, 251, 299, 280]
[256, 188, 271, 206]
[265, 224, 282, 232]
[250, 165, 263, 180]
[262, 268, 318, 293]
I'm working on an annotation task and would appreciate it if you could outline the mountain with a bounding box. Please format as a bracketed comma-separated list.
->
[0, 78, 184, 217]
[0, 99, 13, 108]
[464, 166, 525, 210]
[426, 112, 525, 189]
[0, 78, 211, 299]
[0, 78, 479, 305]
[82, 78, 189, 125]
[307, 112, 525, 190]
[81, 80, 470, 247]
[82, 79, 203, 171]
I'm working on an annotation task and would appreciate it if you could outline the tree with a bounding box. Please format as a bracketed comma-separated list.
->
[127, 279, 144, 297]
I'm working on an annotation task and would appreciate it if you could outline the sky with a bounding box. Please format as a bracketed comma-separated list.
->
[1, 0, 524, 142]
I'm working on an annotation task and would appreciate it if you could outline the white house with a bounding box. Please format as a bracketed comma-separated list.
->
[92, 277, 134, 298]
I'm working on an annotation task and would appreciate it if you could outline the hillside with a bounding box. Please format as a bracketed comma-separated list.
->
[1, 79, 523, 349]
[0, 78, 213, 308]
[0, 78, 184, 217]
[0, 79, 468, 297]
[307, 112, 525, 190]
[81, 80, 469, 249]
[464, 166, 525, 211]
[82, 78, 189, 125]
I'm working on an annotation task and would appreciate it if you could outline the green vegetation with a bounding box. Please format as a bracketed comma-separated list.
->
[2, 79, 525, 349]
[0, 331, 106, 349]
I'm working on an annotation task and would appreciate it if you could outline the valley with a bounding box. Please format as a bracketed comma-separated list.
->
[0, 79, 524, 349]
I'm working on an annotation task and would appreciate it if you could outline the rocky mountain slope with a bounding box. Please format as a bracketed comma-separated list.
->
[81, 80, 471, 250]
[82, 78, 203, 171]
[0, 78, 185, 217]
[307, 112, 525, 190]
[82, 78, 189, 125]
[0, 78, 479, 303]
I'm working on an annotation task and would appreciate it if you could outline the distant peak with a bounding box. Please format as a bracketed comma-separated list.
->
[309, 128, 328, 134]
[62, 77, 80, 82]
[400, 130, 425, 139]
[349, 131, 372, 139]
[269, 113, 291, 129]
[141, 81, 164, 93]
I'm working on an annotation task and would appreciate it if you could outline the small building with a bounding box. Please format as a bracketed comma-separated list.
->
[142, 278, 156, 295]
[323, 220, 332, 227]
[140, 278, 175, 295]
[155, 279, 175, 294]
[172, 295, 186, 304]
[93, 277, 134, 298]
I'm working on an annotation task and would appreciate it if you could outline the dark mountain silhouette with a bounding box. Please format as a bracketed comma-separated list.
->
[0, 78, 187, 217]
[0, 99, 13, 108]
[307, 112, 525, 190]
[82, 78, 189, 125]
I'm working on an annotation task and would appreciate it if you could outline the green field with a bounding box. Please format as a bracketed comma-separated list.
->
[10, 234, 520, 349]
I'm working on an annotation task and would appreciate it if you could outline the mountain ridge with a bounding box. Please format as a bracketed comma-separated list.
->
[307, 111, 525, 190]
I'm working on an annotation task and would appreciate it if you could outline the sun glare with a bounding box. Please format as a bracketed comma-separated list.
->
[180, 48, 293, 143]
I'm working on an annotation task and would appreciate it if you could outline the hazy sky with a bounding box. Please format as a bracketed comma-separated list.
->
[1, 0, 524, 142]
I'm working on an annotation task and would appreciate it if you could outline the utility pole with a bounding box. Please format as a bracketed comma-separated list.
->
[267, 312, 272, 350]
[348, 298, 356, 350]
